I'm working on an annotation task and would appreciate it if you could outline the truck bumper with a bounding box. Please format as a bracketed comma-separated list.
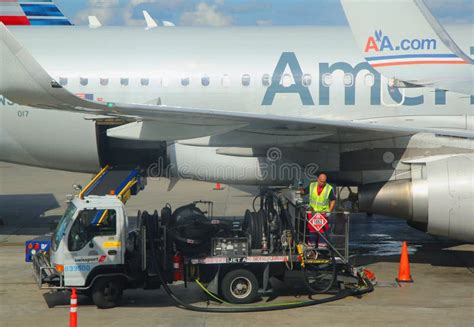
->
[32, 253, 64, 290]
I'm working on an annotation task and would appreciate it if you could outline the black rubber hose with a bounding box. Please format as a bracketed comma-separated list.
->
[156, 266, 372, 312]
[145, 223, 373, 312]
[302, 249, 338, 294]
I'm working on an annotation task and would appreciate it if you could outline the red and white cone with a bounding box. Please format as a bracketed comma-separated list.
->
[70, 288, 78, 327]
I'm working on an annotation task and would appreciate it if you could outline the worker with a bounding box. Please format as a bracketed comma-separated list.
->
[300, 173, 336, 247]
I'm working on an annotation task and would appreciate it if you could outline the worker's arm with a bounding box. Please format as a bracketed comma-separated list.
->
[328, 188, 337, 213]
[329, 200, 336, 212]
[299, 185, 310, 195]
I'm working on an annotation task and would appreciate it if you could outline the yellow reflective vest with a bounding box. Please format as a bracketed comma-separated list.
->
[309, 183, 333, 212]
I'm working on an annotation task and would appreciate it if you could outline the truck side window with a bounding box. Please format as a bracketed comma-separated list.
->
[68, 209, 117, 252]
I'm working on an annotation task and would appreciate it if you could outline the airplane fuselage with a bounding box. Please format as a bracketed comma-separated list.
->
[0, 25, 473, 172]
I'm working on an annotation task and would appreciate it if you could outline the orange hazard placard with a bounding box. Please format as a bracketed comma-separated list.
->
[308, 213, 328, 232]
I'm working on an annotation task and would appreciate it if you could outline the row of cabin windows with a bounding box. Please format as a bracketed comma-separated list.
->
[58, 73, 376, 88]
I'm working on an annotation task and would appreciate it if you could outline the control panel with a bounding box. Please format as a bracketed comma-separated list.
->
[212, 237, 249, 257]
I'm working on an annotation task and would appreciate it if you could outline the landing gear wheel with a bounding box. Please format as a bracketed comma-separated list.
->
[91, 278, 123, 309]
[221, 269, 259, 304]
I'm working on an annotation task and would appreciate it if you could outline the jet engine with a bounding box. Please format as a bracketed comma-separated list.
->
[359, 155, 474, 242]
[167, 143, 304, 185]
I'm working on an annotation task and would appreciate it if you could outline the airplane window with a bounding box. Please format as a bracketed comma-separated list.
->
[343, 73, 354, 87]
[242, 74, 251, 87]
[281, 74, 293, 87]
[322, 73, 333, 87]
[262, 74, 270, 87]
[302, 74, 312, 87]
[80, 77, 88, 86]
[222, 74, 231, 87]
[141, 78, 150, 86]
[201, 75, 210, 86]
[121, 78, 129, 86]
[59, 77, 68, 86]
[364, 73, 375, 87]
[181, 77, 190, 86]
[100, 78, 109, 86]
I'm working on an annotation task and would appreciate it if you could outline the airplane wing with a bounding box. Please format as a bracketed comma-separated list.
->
[1, 22, 473, 142]
[341, 0, 473, 95]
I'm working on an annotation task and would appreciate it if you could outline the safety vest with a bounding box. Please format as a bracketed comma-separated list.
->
[309, 183, 333, 212]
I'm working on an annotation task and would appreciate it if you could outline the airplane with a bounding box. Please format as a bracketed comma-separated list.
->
[0, 0, 473, 242]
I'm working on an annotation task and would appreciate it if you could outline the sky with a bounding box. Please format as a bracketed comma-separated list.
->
[55, 0, 474, 27]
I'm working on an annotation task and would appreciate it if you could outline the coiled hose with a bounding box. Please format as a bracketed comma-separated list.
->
[302, 248, 338, 294]
[147, 231, 373, 313]
[156, 266, 372, 312]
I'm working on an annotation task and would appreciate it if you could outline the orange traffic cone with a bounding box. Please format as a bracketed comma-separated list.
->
[213, 183, 224, 191]
[70, 288, 78, 327]
[396, 241, 413, 283]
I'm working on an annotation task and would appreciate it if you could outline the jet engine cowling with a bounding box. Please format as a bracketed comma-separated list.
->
[167, 143, 307, 186]
[359, 155, 474, 242]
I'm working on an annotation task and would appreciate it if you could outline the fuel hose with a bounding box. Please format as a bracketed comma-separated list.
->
[144, 209, 373, 312]
[149, 238, 373, 313]
[157, 266, 373, 312]
[302, 248, 338, 294]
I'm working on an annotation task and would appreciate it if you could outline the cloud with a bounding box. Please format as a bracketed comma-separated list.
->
[256, 19, 272, 26]
[122, 0, 189, 26]
[226, 0, 272, 14]
[180, 2, 233, 26]
[63, 0, 473, 26]
[73, 0, 122, 24]
[128, 0, 186, 10]
[73, 0, 166, 26]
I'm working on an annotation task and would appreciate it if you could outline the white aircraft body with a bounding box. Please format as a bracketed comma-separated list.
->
[0, 0, 473, 242]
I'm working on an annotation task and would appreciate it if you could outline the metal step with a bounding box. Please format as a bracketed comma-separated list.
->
[82, 166, 143, 198]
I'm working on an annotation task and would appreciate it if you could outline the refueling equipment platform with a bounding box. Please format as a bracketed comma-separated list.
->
[27, 166, 373, 311]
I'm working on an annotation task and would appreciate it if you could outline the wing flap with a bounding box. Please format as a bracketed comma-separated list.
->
[107, 121, 247, 141]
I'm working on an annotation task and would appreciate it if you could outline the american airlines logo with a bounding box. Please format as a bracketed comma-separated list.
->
[365, 30, 437, 53]
[261, 52, 457, 107]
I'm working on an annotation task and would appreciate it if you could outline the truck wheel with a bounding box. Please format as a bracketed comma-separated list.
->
[91, 278, 123, 309]
[221, 269, 259, 304]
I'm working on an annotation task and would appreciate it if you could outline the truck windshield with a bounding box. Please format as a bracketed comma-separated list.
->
[68, 209, 117, 252]
[52, 204, 77, 251]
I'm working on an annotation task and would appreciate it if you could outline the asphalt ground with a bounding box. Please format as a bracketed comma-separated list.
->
[0, 162, 473, 326]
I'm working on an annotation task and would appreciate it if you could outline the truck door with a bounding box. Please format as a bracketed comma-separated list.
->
[63, 207, 124, 286]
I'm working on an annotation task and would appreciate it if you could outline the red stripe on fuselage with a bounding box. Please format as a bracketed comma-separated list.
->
[371, 60, 469, 68]
[0, 16, 30, 25]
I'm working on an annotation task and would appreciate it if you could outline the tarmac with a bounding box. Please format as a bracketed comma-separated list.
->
[0, 162, 473, 326]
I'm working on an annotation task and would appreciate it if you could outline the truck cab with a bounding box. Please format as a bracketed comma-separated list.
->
[51, 196, 128, 287]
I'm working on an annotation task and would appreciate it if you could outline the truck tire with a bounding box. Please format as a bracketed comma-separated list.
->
[91, 278, 124, 309]
[221, 269, 259, 304]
